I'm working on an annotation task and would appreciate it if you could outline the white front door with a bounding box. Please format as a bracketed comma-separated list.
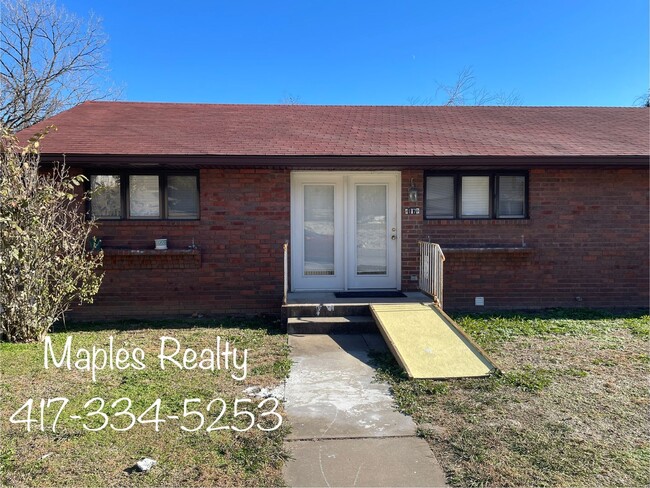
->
[291, 172, 400, 291]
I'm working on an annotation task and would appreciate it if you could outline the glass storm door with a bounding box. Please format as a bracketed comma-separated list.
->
[291, 173, 399, 291]
[347, 175, 398, 289]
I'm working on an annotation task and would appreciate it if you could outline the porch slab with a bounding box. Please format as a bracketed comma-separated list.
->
[286, 291, 433, 305]
[282, 291, 434, 333]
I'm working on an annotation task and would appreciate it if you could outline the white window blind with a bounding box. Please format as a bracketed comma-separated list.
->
[461, 176, 490, 217]
[426, 176, 455, 218]
[304, 185, 335, 276]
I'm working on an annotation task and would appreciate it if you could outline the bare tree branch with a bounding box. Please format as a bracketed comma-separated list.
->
[633, 90, 650, 107]
[407, 96, 433, 106]
[1, 0, 122, 131]
[279, 93, 302, 105]
[410, 66, 522, 106]
[438, 66, 476, 106]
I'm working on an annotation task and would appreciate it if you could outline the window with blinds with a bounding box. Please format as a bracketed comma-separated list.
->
[425, 176, 455, 218]
[88, 172, 199, 220]
[497, 175, 526, 218]
[461, 176, 490, 217]
[90, 175, 121, 219]
[425, 172, 527, 220]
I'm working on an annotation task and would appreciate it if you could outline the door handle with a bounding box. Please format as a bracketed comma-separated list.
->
[391, 235, 397, 240]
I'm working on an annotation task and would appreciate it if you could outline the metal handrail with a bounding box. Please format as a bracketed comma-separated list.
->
[282, 241, 289, 305]
[419, 241, 445, 308]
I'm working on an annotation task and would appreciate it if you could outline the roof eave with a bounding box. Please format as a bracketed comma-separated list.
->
[38, 153, 649, 169]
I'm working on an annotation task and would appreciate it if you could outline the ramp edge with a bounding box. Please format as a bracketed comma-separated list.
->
[434, 305, 500, 375]
[370, 306, 416, 378]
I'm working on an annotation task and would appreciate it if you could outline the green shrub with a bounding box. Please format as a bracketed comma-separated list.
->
[0, 127, 103, 342]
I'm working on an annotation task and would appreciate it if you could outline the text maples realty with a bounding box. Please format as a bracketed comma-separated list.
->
[43, 335, 248, 382]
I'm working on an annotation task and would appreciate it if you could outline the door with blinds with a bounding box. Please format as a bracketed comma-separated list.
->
[291, 172, 400, 291]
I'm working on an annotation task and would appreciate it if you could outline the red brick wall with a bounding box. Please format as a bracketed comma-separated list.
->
[401, 168, 649, 310]
[72, 166, 648, 319]
[71, 168, 290, 319]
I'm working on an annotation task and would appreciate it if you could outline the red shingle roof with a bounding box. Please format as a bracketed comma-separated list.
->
[16, 101, 650, 158]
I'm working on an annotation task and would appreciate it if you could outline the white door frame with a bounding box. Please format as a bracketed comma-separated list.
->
[290, 171, 402, 291]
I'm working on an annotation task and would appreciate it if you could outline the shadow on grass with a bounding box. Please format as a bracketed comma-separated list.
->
[369, 350, 409, 381]
[53, 314, 286, 335]
[450, 307, 648, 321]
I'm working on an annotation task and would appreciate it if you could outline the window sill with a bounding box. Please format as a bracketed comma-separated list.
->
[442, 246, 534, 254]
[100, 248, 201, 269]
[424, 219, 530, 225]
[95, 220, 200, 226]
[102, 248, 200, 256]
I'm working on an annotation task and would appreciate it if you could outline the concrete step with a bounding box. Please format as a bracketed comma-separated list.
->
[282, 303, 371, 319]
[287, 316, 377, 334]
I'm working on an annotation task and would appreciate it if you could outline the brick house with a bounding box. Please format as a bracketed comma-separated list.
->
[17, 102, 649, 318]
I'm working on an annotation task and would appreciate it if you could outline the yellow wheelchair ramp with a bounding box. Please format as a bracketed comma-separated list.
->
[370, 303, 496, 379]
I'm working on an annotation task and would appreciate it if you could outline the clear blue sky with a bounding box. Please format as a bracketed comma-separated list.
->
[64, 0, 648, 106]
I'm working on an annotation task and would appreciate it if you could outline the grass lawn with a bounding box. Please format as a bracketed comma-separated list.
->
[0, 317, 291, 487]
[374, 309, 650, 487]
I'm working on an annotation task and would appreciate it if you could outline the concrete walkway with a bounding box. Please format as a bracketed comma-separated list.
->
[282, 334, 447, 487]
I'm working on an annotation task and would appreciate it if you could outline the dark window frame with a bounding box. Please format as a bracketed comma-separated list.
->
[424, 171, 528, 220]
[86, 170, 200, 221]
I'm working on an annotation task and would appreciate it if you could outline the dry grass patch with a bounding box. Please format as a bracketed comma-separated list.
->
[373, 309, 649, 487]
[0, 317, 291, 487]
